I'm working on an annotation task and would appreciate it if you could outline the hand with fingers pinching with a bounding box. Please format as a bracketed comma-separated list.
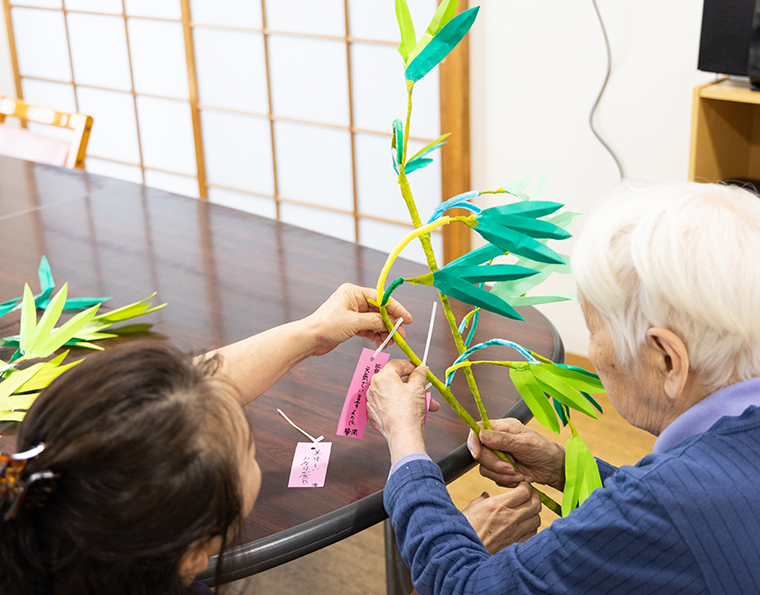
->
[367, 360, 440, 464]
[467, 418, 567, 491]
[461, 483, 542, 554]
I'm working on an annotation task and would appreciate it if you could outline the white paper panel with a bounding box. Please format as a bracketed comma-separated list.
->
[268, 35, 348, 126]
[86, 157, 143, 184]
[194, 28, 268, 113]
[279, 202, 354, 242]
[201, 109, 274, 195]
[351, 42, 439, 138]
[13, 8, 71, 81]
[76, 87, 141, 163]
[66, 0, 121, 13]
[128, 20, 188, 100]
[190, 0, 262, 28]
[208, 187, 276, 219]
[265, 0, 344, 36]
[67, 13, 132, 91]
[347, 0, 438, 42]
[137, 96, 197, 175]
[10, 0, 60, 7]
[144, 170, 199, 197]
[124, 0, 180, 19]
[359, 219, 442, 265]
[274, 121, 352, 211]
[21, 78, 77, 113]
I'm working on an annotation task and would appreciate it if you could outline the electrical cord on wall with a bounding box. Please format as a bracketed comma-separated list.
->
[589, 0, 625, 180]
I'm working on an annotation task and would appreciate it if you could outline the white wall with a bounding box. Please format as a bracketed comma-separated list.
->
[470, 0, 715, 356]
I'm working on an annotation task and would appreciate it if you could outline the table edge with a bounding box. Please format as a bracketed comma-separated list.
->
[200, 308, 564, 585]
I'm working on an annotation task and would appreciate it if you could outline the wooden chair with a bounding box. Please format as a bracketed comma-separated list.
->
[0, 96, 93, 169]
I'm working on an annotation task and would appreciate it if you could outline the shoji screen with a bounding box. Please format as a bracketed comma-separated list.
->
[4, 0, 469, 263]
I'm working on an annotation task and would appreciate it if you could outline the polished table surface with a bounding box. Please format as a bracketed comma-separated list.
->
[0, 156, 563, 584]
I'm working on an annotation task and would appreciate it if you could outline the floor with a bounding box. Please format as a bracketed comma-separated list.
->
[222, 354, 656, 594]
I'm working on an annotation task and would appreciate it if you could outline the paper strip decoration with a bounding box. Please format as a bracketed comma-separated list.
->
[288, 442, 332, 488]
[336, 348, 390, 439]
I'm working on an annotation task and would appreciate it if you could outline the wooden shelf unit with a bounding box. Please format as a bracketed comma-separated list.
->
[690, 78, 760, 183]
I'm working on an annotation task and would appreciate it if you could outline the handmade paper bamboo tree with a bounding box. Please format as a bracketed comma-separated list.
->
[0, 257, 165, 423]
[377, 0, 606, 516]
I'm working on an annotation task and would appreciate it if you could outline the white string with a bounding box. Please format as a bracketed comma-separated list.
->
[371, 317, 404, 361]
[277, 409, 324, 443]
[422, 301, 437, 366]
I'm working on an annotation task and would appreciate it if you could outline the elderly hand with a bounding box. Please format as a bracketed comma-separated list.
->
[468, 418, 566, 491]
[367, 360, 440, 463]
[304, 284, 412, 357]
[462, 483, 542, 553]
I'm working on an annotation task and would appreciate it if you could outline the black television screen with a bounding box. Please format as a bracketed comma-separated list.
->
[698, 0, 756, 76]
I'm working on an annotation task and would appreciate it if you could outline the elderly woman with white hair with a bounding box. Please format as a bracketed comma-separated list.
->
[366, 181, 760, 594]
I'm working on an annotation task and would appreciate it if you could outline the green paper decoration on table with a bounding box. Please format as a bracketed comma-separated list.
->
[0, 256, 166, 422]
[374, 0, 608, 517]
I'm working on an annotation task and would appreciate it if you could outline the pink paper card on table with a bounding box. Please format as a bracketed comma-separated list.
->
[288, 442, 332, 488]
[336, 347, 390, 439]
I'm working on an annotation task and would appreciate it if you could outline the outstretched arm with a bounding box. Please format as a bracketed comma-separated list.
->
[200, 284, 412, 406]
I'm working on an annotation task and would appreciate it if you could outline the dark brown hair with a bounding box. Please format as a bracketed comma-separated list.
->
[0, 342, 248, 595]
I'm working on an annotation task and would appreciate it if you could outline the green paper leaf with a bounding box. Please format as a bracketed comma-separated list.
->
[490, 254, 571, 303]
[544, 211, 582, 232]
[405, 6, 479, 82]
[90, 294, 165, 325]
[434, 270, 523, 321]
[4, 393, 39, 410]
[474, 222, 565, 265]
[392, 119, 404, 167]
[442, 264, 538, 284]
[501, 173, 530, 199]
[548, 365, 605, 393]
[28, 283, 68, 349]
[17, 351, 83, 392]
[0, 363, 44, 400]
[395, 0, 416, 63]
[407, 133, 451, 163]
[405, 157, 433, 173]
[19, 284, 37, 356]
[562, 435, 602, 516]
[0, 411, 25, 422]
[510, 367, 560, 434]
[507, 294, 574, 306]
[533, 365, 598, 419]
[0, 301, 19, 318]
[477, 211, 571, 240]
[30, 304, 99, 359]
[531, 174, 546, 201]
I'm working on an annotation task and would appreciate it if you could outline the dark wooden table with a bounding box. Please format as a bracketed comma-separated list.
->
[0, 156, 563, 589]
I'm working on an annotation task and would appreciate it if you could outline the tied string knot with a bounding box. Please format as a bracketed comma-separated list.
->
[0, 443, 59, 522]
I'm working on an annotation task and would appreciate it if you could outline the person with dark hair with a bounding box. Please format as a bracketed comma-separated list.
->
[0, 283, 411, 595]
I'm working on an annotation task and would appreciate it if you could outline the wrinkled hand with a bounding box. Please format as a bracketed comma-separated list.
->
[467, 418, 566, 491]
[305, 284, 412, 357]
[367, 360, 440, 463]
[462, 483, 542, 553]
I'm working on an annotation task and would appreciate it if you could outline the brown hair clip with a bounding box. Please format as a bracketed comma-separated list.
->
[0, 444, 58, 521]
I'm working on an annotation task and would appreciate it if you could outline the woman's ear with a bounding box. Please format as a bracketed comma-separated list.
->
[646, 327, 690, 401]
[178, 536, 222, 585]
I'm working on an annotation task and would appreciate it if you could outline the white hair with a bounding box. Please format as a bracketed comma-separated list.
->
[573, 181, 760, 392]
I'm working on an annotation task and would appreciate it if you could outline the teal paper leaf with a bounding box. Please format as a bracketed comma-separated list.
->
[473, 221, 565, 265]
[405, 157, 433, 173]
[440, 264, 538, 284]
[433, 270, 523, 320]
[405, 6, 479, 83]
